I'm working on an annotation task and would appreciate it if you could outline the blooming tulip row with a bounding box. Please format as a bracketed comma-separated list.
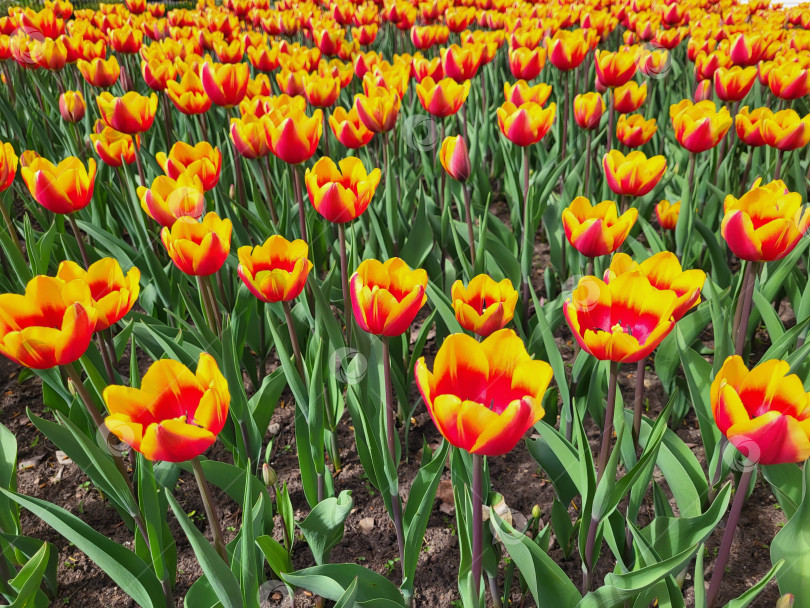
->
[0, 0, 809, 606]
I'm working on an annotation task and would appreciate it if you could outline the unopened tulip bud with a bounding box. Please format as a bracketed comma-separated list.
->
[59, 90, 86, 123]
[776, 595, 794, 608]
[439, 135, 471, 182]
[531, 505, 541, 519]
[263, 463, 278, 487]
[694, 79, 712, 102]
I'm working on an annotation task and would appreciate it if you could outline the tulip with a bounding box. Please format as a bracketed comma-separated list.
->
[451, 275, 518, 338]
[304, 73, 341, 108]
[200, 61, 249, 108]
[735, 106, 772, 147]
[603, 150, 666, 197]
[0, 275, 95, 369]
[564, 273, 677, 363]
[237, 235, 312, 303]
[671, 99, 732, 153]
[440, 44, 482, 82]
[605, 251, 705, 321]
[229, 114, 270, 159]
[21, 156, 96, 214]
[768, 62, 810, 100]
[594, 49, 636, 87]
[275, 68, 307, 96]
[503, 80, 552, 106]
[693, 79, 712, 103]
[264, 107, 323, 165]
[574, 92, 605, 130]
[548, 29, 589, 71]
[612, 81, 646, 114]
[616, 113, 656, 148]
[97, 91, 158, 135]
[655, 200, 680, 231]
[214, 38, 244, 64]
[350, 257, 428, 337]
[0, 141, 18, 192]
[56, 258, 140, 331]
[161, 213, 232, 277]
[167, 69, 212, 115]
[103, 353, 230, 462]
[59, 90, 85, 123]
[156, 141, 221, 191]
[439, 135, 471, 182]
[139, 174, 205, 228]
[562, 196, 638, 257]
[90, 121, 139, 167]
[141, 57, 177, 91]
[328, 106, 374, 149]
[508, 46, 546, 81]
[714, 66, 757, 102]
[415, 76, 471, 118]
[763, 109, 810, 152]
[414, 329, 552, 455]
[305, 156, 381, 224]
[497, 100, 556, 147]
[721, 178, 810, 262]
[711, 356, 810, 465]
[354, 85, 401, 133]
[77, 56, 120, 87]
[109, 26, 142, 54]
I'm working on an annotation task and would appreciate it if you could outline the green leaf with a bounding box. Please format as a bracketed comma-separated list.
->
[0, 423, 19, 535]
[723, 560, 783, 608]
[771, 463, 810, 607]
[167, 491, 243, 608]
[333, 577, 360, 608]
[282, 564, 406, 606]
[492, 510, 581, 608]
[296, 490, 353, 565]
[527, 422, 580, 505]
[7, 542, 49, 608]
[1, 489, 165, 608]
[762, 463, 803, 519]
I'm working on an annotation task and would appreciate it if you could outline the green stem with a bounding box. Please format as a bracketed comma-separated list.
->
[191, 457, 229, 564]
[382, 337, 406, 582]
[472, 452, 484, 605]
[282, 300, 305, 382]
[734, 262, 759, 357]
[463, 182, 475, 267]
[66, 214, 90, 268]
[597, 361, 619, 483]
[632, 358, 646, 454]
[293, 164, 307, 242]
[338, 223, 352, 344]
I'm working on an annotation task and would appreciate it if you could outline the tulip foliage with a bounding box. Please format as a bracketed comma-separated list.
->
[1, 0, 810, 607]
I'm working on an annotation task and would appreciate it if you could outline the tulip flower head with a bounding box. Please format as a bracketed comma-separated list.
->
[721, 178, 810, 262]
[508, 45, 546, 80]
[350, 257, 428, 337]
[139, 174, 206, 228]
[229, 114, 271, 159]
[77, 56, 120, 87]
[616, 113, 657, 148]
[21, 155, 96, 214]
[56, 258, 140, 331]
[0, 141, 18, 192]
[161, 212, 232, 276]
[612, 80, 647, 114]
[562, 196, 638, 257]
[451, 274, 518, 337]
[711, 356, 810, 465]
[548, 29, 589, 71]
[166, 69, 212, 115]
[504, 80, 552, 107]
[736, 106, 773, 147]
[59, 90, 86, 123]
[264, 106, 323, 165]
[200, 61, 249, 108]
[414, 329, 552, 456]
[328, 106, 374, 149]
[574, 92, 605, 130]
[415, 76, 471, 118]
[0, 275, 95, 369]
[156, 141, 221, 191]
[714, 66, 757, 102]
[103, 353, 230, 462]
[497, 100, 556, 147]
[671, 99, 732, 153]
[237, 235, 313, 303]
[97, 91, 158, 135]
[354, 85, 401, 134]
[603, 150, 666, 197]
[564, 273, 677, 363]
[440, 44, 482, 82]
[305, 156, 381, 223]
[594, 49, 637, 87]
[763, 109, 810, 152]
[605, 251, 705, 321]
[439, 135, 471, 182]
[768, 62, 810, 100]
[655, 200, 680, 231]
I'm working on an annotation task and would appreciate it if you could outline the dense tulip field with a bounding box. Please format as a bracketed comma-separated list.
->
[0, 0, 809, 605]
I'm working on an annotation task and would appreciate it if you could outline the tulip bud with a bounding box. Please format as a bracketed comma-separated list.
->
[531, 505, 541, 519]
[694, 79, 712, 102]
[263, 463, 278, 487]
[776, 595, 794, 608]
[59, 90, 86, 123]
[439, 135, 471, 182]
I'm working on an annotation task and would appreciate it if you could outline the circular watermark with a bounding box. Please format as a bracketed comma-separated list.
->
[259, 580, 293, 608]
[560, 274, 603, 312]
[401, 114, 441, 152]
[724, 436, 761, 473]
[330, 346, 368, 383]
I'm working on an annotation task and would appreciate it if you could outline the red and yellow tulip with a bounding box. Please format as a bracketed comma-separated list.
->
[451, 275, 518, 338]
[562, 196, 638, 258]
[603, 150, 666, 197]
[305, 156, 381, 224]
[237, 235, 312, 303]
[21, 155, 96, 214]
[97, 91, 158, 135]
[671, 99, 732, 153]
[156, 141, 221, 192]
[497, 100, 556, 147]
